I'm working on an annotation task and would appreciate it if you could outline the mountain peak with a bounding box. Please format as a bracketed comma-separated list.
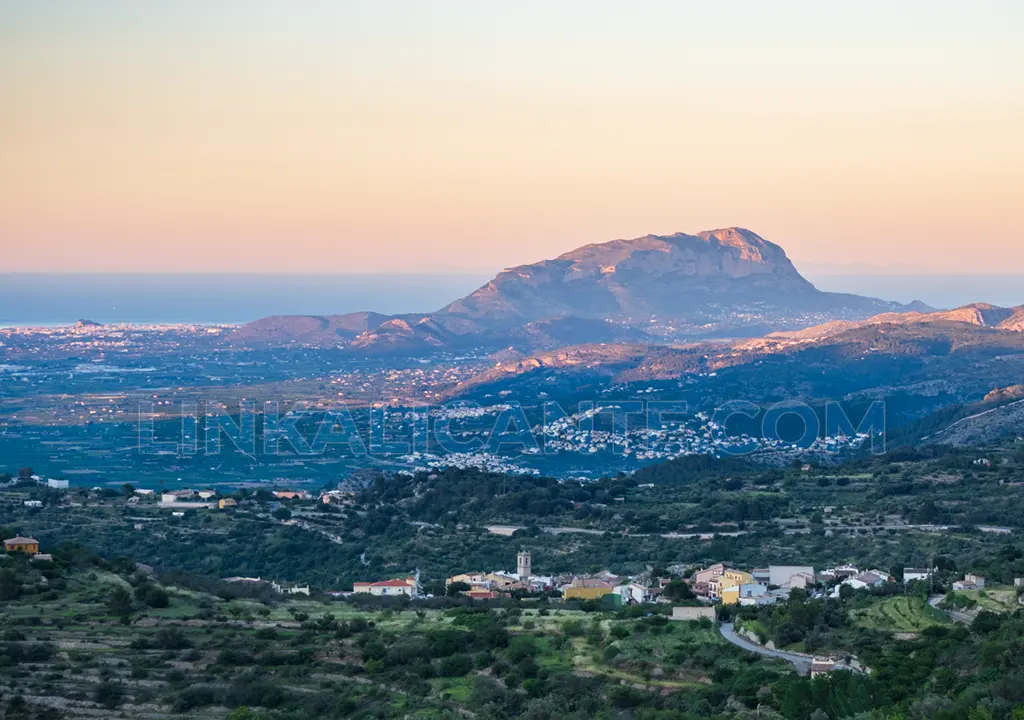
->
[438, 227, 907, 332]
[231, 227, 926, 352]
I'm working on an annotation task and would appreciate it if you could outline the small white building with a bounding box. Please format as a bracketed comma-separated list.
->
[953, 574, 985, 591]
[161, 490, 194, 504]
[353, 577, 419, 597]
[902, 568, 932, 584]
[830, 570, 892, 597]
[615, 582, 654, 605]
[768, 565, 815, 588]
[46, 479, 69, 489]
[811, 658, 837, 678]
[670, 606, 716, 621]
[737, 583, 772, 606]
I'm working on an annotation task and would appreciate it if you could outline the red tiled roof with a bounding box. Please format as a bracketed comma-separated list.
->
[355, 579, 412, 588]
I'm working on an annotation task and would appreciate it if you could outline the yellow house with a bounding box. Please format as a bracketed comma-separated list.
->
[446, 573, 488, 589]
[562, 579, 614, 601]
[709, 569, 753, 601]
[485, 572, 519, 589]
[218, 498, 238, 509]
[4, 536, 40, 554]
[720, 585, 741, 605]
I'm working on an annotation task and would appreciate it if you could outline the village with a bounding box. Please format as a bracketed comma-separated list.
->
[347, 549, 979, 609]
[8, 472, 1004, 607]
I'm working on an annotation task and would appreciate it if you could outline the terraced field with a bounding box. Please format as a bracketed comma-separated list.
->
[851, 596, 950, 633]
[957, 586, 1021, 614]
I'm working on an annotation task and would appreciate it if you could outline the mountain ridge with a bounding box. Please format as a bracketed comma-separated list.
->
[226, 227, 928, 353]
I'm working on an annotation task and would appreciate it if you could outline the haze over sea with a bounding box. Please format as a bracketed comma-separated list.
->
[1, 272, 1023, 328]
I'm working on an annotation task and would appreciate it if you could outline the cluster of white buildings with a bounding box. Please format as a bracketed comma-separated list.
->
[8, 473, 70, 490]
[823, 566, 940, 597]
[223, 576, 310, 596]
[398, 451, 541, 476]
[442, 552, 556, 600]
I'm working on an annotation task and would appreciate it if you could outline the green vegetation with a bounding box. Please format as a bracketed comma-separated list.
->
[0, 545, 797, 718]
[7, 540, 1024, 718]
[8, 441, 1024, 591]
[850, 595, 948, 633]
[5, 441, 1024, 716]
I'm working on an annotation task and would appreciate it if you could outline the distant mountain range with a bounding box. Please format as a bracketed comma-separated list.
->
[453, 302, 1024, 391]
[738, 302, 1024, 351]
[444, 302, 1024, 443]
[228, 227, 929, 353]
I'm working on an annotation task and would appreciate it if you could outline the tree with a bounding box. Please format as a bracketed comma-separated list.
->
[122, 483, 136, 497]
[662, 579, 695, 601]
[107, 586, 132, 619]
[272, 507, 292, 521]
[143, 586, 170, 608]
[0, 568, 22, 601]
[447, 581, 471, 597]
[94, 681, 124, 709]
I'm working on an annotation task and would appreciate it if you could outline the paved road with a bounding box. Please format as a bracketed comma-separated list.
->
[719, 623, 812, 676]
[928, 594, 974, 624]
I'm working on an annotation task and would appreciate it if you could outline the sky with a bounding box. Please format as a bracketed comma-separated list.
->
[1, 1, 1022, 274]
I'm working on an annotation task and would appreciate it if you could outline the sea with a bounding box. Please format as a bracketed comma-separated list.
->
[0, 272, 1022, 327]
[0, 273, 491, 327]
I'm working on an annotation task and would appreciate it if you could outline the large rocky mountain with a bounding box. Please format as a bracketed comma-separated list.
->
[228, 227, 925, 353]
[438, 227, 904, 329]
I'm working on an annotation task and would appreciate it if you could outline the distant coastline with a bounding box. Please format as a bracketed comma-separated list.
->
[0, 272, 491, 327]
[0, 272, 1021, 328]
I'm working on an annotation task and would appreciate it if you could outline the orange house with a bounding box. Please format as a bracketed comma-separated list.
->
[4, 536, 40, 554]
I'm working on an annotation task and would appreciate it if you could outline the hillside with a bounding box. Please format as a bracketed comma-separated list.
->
[7, 449, 1024, 718]
[449, 316, 1024, 440]
[741, 303, 1024, 351]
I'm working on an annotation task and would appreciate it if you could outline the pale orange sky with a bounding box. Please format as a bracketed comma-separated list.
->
[1, 2, 1022, 273]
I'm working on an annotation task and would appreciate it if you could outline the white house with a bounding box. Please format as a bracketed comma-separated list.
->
[821, 565, 860, 581]
[615, 582, 654, 605]
[768, 565, 815, 588]
[671, 606, 716, 621]
[161, 490, 194, 503]
[902, 568, 932, 584]
[953, 574, 985, 591]
[737, 583, 773, 606]
[830, 570, 892, 597]
[353, 577, 419, 597]
[46, 478, 69, 489]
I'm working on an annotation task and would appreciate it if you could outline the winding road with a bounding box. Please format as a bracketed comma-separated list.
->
[928, 594, 974, 624]
[719, 623, 812, 676]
